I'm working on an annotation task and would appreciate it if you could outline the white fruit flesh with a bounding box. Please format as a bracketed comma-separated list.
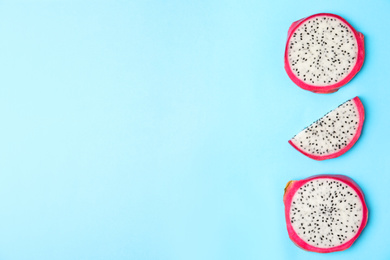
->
[290, 99, 359, 156]
[288, 15, 358, 86]
[290, 179, 363, 248]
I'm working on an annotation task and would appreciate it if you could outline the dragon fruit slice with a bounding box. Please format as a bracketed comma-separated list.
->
[285, 13, 365, 93]
[283, 174, 368, 253]
[289, 96, 364, 160]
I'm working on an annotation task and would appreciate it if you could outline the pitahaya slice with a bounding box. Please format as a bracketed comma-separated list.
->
[285, 13, 365, 93]
[283, 174, 368, 253]
[289, 96, 364, 160]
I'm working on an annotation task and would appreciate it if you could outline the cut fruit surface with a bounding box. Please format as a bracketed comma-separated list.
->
[284, 13, 364, 94]
[284, 174, 368, 253]
[289, 97, 364, 160]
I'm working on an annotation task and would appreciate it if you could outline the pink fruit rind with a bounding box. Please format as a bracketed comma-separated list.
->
[288, 96, 365, 161]
[284, 13, 365, 94]
[283, 174, 368, 253]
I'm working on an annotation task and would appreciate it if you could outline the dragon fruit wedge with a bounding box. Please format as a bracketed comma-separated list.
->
[289, 96, 364, 161]
[283, 174, 368, 253]
[284, 13, 365, 94]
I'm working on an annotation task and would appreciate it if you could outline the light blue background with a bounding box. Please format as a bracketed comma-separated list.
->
[0, 0, 388, 259]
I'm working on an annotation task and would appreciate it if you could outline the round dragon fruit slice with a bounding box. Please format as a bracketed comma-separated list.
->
[284, 13, 365, 94]
[289, 96, 364, 160]
[283, 175, 368, 253]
